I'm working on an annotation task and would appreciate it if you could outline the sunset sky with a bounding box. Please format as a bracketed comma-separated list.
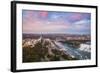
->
[22, 10, 91, 34]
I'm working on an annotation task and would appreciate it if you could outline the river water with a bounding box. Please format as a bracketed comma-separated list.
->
[54, 41, 91, 60]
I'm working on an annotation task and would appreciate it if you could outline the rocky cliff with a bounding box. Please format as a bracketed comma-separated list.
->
[23, 37, 77, 62]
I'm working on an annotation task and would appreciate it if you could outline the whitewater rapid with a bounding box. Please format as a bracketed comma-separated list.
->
[54, 41, 91, 60]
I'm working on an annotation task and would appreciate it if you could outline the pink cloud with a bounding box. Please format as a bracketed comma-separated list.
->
[23, 20, 69, 33]
[69, 13, 82, 21]
[39, 11, 48, 18]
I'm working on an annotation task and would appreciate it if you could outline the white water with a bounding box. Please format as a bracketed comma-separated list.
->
[54, 41, 91, 60]
[79, 44, 91, 52]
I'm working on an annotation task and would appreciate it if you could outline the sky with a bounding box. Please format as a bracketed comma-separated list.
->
[22, 10, 91, 34]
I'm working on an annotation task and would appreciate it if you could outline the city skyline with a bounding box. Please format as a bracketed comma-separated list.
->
[22, 10, 91, 34]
